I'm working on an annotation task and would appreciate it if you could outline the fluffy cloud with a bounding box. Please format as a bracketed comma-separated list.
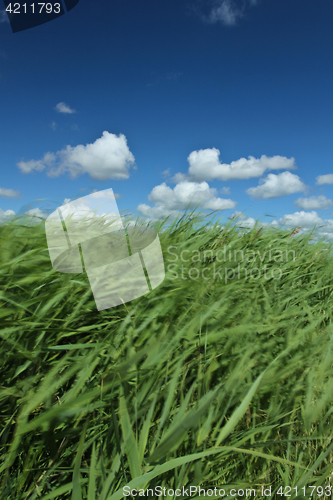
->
[230, 210, 333, 242]
[246, 172, 307, 199]
[197, 0, 261, 26]
[55, 191, 124, 231]
[0, 208, 15, 222]
[173, 148, 296, 183]
[0, 187, 21, 198]
[17, 152, 56, 174]
[229, 211, 269, 230]
[294, 195, 333, 210]
[277, 211, 322, 228]
[0, 208, 49, 224]
[229, 211, 247, 220]
[229, 210, 333, 243]
[17, 132, 136, 181]
[316, 174, 333, 186]
[138, 180, 237, 219]
[54, 102, 76, 114]
[264, 210, 333, 242]
[149, 181, 237, 210]
[59, 201, 100, 222]
[204, 0, 243, 26]
[137, 204, 181, 221]
[235, 217, 258, 229]
[25, 208, 47, 219]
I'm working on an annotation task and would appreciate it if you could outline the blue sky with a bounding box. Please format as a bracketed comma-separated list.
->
[1, 0, 333, 240]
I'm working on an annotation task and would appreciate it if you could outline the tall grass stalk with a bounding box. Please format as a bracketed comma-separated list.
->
[1, 212, 333, 499]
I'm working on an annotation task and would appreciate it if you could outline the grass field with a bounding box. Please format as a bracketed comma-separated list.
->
[1, 212, 333, 499]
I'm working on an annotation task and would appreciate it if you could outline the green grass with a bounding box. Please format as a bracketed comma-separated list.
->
[1, 212, 333, 499]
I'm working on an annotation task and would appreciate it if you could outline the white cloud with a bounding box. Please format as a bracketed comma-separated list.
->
[228, 210, 333, 244]
[229, 211, 247, 220]
[17, 152, 56, 174]
[220, 186, 230, 194]
[25, 208, 47, 219]
[263, 211, 333, 243]
[316, 174, 333, 185]
[206, 0, 242, 26]
[0, 208, 15, 219]
[17, 132, 136, 181]
[59, 201, 97, 222]
[58, 203, 117, 228]
[55, 102, 76, 114]
[174, 148, 297, 182]
[149, 181, 237, 210]
[246, 171, 307, 199]
[204, 197, 235, 210]
[294, 195, 333, 210]
[227, 210, 333, 242]
[0, 187, 21, 198]
[235, 217, 258, 229]
[172, 172, 189, 183]
[277, 211, 322, 228]
[137, 204, 181, 221]
[50, 122, 57, 130]
[194, 0, 260, 27]
[138, 180, 237, 219]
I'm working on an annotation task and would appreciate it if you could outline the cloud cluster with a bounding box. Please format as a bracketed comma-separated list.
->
[173, 148, 296, 183]
[137, 204, 181, 221]
[138, 180, 237, 220]
[294, 195, 333, 210]
[17, 132, 136, 181]
[225, 210, 333, 243]
[136, 147, 309, 220]
[25, 208, 47, 219]
[277, 211, 322, 228]
[0, 208, 15, 222]
[246, 171, 307, 199]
